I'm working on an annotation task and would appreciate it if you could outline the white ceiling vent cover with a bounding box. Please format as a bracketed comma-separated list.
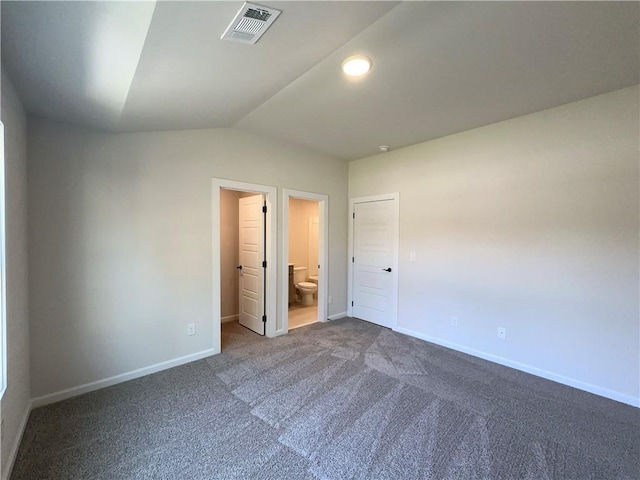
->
[221, 2, 282, 45]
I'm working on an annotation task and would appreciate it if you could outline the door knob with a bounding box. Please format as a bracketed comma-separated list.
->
[237, 265, 243, 270]
[383, 267, 392, 272]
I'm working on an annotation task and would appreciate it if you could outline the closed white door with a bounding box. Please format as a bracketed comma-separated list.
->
[352, 198, 399, 328]
[238, 194, 265, 335]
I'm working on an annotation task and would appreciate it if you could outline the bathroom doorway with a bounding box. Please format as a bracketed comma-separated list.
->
[282, 189, 328, 332]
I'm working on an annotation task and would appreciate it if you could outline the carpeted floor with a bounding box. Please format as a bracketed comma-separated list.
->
[11, 318, 640, 479]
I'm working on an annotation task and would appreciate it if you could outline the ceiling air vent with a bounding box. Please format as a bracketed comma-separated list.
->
[221, 2, 282, 45]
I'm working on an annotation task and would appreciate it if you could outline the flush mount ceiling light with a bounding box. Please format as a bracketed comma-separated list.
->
[341, 55, 372, 77]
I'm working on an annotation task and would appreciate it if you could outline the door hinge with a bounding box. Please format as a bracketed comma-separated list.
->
[262, 205, 267, 213]
[262, 315, 267, 323]
[353, 212, 355, 219]
[351, 301, 354, 307]
[352, 257, 354, 263]
[262, 260, 267, 268]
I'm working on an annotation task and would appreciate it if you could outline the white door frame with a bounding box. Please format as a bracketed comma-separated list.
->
[282, 189, 329, 333]
[212, 179, 278, 353]
[347, 193, 400, 326]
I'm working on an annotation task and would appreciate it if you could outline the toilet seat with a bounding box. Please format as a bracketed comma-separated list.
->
[297, 282, 316, 290]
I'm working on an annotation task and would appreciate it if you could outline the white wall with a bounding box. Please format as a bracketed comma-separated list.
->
[28, 119, 348, 399]
[289, 198, 319, 275]
[220, 189, 241, 321]
[349, 86, 640, 406]
[1, 69, 30, 476]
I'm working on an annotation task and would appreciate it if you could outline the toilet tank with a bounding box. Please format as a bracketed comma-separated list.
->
[293, 266, 307, 284]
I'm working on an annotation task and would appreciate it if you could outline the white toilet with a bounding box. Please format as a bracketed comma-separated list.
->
[294, 267, 317, 306]
[308, 276, 319, 300]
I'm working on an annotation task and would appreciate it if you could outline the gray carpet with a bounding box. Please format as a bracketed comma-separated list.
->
[11, 318, 640, 479]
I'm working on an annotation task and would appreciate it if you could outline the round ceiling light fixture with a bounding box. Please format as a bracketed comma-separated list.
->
[341, 55, 372, 77]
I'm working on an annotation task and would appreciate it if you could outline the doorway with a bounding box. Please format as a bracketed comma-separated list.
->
[348, 193, 399, 329]
[212, 179, 277, 354]
[282, 189, 328, 332]
[288, 198, 319, 329]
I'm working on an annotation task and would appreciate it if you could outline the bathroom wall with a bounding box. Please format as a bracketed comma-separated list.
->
[288, 198, 319, 278]
[220, 189, 241, 322]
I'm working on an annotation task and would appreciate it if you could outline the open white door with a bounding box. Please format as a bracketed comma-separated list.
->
[238, 194, 265, 335]
[352, 197, 399, 328]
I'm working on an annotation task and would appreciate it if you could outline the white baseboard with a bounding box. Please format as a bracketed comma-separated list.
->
[221, 315, 238, 324]
[31, 348, 216, 409]
[2, 400, 32, 480]
[327, 311, 348, 321]
[393, 326, 640, 408]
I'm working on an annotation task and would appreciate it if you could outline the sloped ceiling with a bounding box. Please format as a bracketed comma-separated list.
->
[2, 1, 639, 160]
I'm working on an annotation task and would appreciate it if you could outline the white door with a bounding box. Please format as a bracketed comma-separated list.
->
[238, 194, 265, 335]
[352, 198, 399, 328]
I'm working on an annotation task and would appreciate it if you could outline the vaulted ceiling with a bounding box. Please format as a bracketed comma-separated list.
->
[2, 1, 639, 160]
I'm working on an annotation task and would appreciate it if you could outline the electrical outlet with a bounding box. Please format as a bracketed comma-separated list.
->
[328, 295, 332, 304]
[451, 316, 458, 327]
[497, 327, 506, 340]
[410, 252, 417, 261]
[187, 323, 196, 336]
